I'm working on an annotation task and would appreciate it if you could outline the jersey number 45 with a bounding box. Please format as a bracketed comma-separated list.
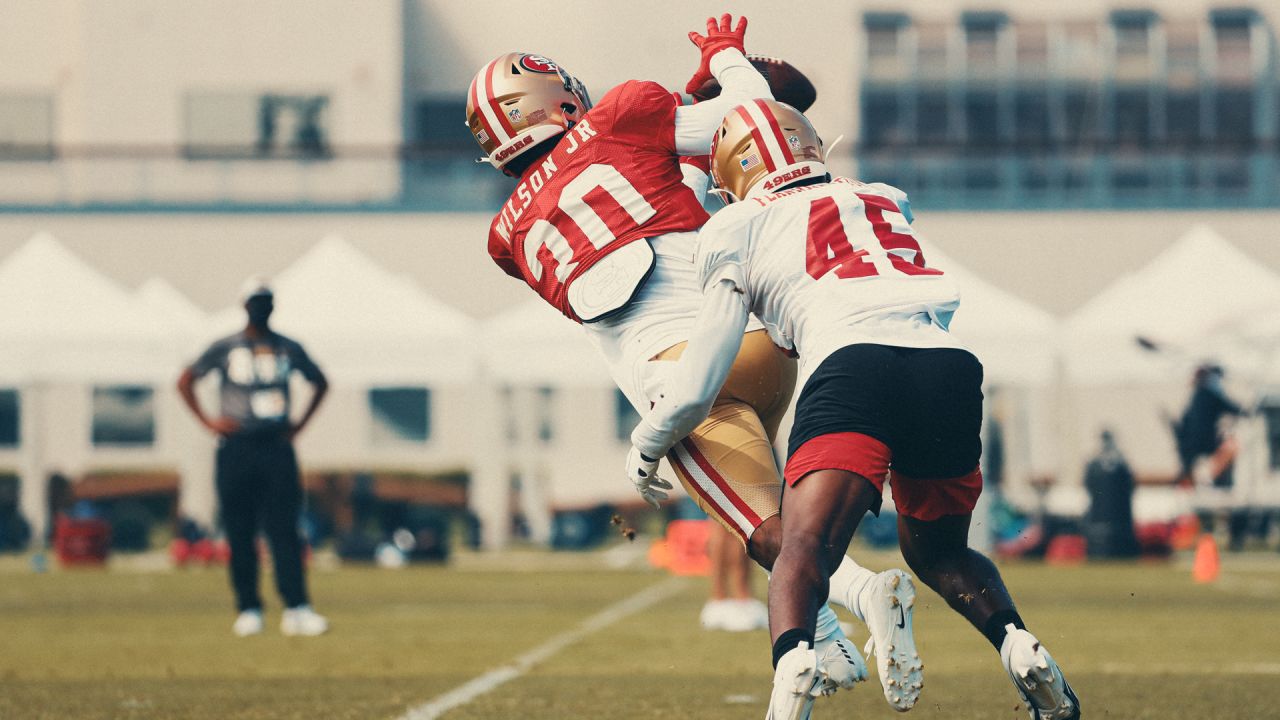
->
[805, 194, 942, 280]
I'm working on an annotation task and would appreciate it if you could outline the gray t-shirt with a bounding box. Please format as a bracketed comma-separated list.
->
[190, 330, 323, 437]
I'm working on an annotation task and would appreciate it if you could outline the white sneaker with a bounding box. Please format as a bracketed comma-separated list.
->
[280, 605, 329, 637]
[861, 569, 924, 711]
[699, 599, 730, 631]
[766, 643, 820, 720]
[232, 609, 263, 637]
[814, 625, 868, 695]
[1000, 626, 1080, 720]
[722, 598, 769, 632]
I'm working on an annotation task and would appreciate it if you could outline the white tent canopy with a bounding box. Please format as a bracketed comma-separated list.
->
[482, 243, 1057, 388]
[137, 276, 206, 331]
[137, 276, 208, 364]
[925, 240, 1058, 386]
[0, 233, 175, 382]
[481, 300, 614, 386]
[207, 235, 476, 384]
[1064, 225, 1280, 385]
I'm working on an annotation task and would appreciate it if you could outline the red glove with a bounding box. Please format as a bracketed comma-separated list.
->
[684, 13, 748, 95]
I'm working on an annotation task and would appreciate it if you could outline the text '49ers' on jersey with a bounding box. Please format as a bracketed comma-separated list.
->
[487, 80, 712, 322]
[695, 178, 966, 376]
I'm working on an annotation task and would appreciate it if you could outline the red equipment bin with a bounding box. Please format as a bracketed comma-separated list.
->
[53, 514, 111, 567]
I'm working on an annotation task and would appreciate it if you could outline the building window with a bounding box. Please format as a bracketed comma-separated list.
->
[500, 385, 518, 442]
[861, 89, 903, 147]
[1014, 89, 1051, 146]
[0, 95, 54, 160]
[864, 13, 910, 83]
[91, 386, 155, 447]
[965, 91, 1000, 145]
[1114, 88, 1152, 147]
[413, 97, 472, 153]
[185, 92, 330, 159]
[1212, 11, 1255, 86]
[0, 390, 18, 447]
[962, 12, 1005, 79]
[1215, 89, 1255, 146]
[1111, 11, 1155, 83]
[1166, 93, 1201, 144]
[614, 389, 641, 442]
[917, 90, 951, 145]
[1061, 87, 1100, 146]
[535, 386, 555, 444]
[369, 387, 431, 445]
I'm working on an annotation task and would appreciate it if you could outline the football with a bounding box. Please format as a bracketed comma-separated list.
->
[690, 54, 817, 111]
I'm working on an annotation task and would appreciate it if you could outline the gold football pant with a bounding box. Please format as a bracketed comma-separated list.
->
[652, 329, 797, 545]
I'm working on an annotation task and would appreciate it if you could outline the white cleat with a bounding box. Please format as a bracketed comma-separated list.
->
[861, 569, 924, 712]
[766, 643, 821, 720]
[232, 609, 263, 637]
[280, 605, 329, 637]
[724, 598, 769, 632]
[813, 624, 868, 695]
[699, 599, 730, 631]
[1000, 625, 1080, 720]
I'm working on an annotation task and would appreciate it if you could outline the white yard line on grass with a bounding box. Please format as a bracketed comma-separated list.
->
[397, 576, 688, 720]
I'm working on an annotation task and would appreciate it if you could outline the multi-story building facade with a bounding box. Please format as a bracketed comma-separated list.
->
[858, 6, 1278, 208]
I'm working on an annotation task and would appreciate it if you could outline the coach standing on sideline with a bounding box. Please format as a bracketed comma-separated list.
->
[177, 279, 330, 637]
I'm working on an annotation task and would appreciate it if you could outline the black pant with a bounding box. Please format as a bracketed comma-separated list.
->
[215, 434, 309, 612]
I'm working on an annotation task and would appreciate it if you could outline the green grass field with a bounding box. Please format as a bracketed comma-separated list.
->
[1, 547, 1277, 719]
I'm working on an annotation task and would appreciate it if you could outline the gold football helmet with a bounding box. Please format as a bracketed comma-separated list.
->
[710, 99, 826, 202]
[466, 52, 592, 175]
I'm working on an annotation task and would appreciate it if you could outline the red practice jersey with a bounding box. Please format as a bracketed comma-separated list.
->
[487, 80, 711, 322]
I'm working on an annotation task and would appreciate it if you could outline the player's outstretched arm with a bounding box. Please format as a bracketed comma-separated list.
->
[674, 15, 772, 155]
[625, 279, 748, 507]
[628, 277, 749, 459]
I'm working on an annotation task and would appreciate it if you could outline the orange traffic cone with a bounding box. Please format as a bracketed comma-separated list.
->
[1192, 533, 1220, 584]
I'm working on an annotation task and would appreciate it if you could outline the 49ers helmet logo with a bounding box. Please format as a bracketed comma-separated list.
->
[520, 55, 559, 74]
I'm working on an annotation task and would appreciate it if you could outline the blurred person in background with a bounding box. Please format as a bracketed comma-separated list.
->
[1175, 363, 1249, 550]
[1083, 429, 1139, 559]
[1176, 364, 1244, 487]
[177, 279, 330, 637]
[701, 522, 768, 631]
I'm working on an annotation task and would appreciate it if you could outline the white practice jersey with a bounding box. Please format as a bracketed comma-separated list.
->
[695, 177, 965, 380]
[585, 164, 764, 410]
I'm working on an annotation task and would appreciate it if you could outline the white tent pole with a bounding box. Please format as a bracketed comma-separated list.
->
[468, 377, 511, 550]
[18, 382, 47, 548]
[514, 387, 552, 545]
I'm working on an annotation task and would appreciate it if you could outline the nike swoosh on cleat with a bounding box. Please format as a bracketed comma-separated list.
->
[896, 605, 905, 629]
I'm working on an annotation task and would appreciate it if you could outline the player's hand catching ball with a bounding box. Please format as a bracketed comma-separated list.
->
[625, 446, 673, 509]
[689, 55, 818, 111]
[684, 13, 749, 94]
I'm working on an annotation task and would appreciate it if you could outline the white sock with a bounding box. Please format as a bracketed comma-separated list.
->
[766, 571, 846, 643]
[828, 555, 877, 623]
[814, 602, 842, 643]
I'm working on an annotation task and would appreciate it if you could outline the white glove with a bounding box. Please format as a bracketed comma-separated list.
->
[625, 445, 673, 509]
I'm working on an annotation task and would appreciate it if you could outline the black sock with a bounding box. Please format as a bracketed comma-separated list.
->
[982, 609, 1026, 650]
[772, 628, 814, 668]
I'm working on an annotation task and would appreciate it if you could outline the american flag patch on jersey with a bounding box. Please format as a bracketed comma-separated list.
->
[740, 153, 761, 171]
